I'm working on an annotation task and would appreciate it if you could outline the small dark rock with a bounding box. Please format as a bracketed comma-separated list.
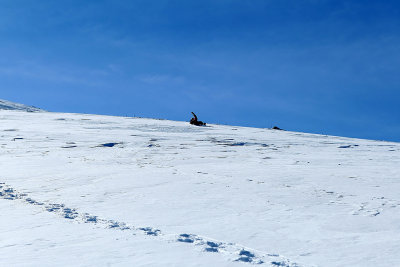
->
[272, 126, 283, 130]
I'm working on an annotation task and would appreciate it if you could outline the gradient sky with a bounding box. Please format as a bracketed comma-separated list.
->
[1, 0, 399, 141]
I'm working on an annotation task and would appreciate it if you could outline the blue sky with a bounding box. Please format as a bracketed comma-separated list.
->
[1, 0, 399, 141]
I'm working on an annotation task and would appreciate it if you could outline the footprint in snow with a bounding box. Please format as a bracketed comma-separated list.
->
[177, 233, 195, 243]
[139, 227, 161, 236]
[204, 241, 220, 252]
[236, 250, 264, 264]
[352, 197, 399, 217]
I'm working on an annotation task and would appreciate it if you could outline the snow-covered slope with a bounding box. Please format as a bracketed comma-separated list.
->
[0, 99, 42, 112]
[0, 110, 399, 267]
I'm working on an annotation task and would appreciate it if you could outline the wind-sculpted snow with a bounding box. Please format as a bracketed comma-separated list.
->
[0, 183, 300, 266]
[0, 110, 400, 266]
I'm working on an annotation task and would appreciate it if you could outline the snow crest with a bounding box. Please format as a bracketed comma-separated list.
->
[0, 99, 42, 112]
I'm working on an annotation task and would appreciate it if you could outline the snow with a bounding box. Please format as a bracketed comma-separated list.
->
[0, 99, 42, 112]
[0, 109, 399, 266]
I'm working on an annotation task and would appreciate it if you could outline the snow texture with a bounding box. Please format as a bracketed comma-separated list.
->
[0, 99, 43, 112]
[0, 109, 399, 267]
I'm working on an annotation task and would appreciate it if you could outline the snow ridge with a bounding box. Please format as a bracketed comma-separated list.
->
[0, 182, 301, 266]
[0, 99, 42, 112]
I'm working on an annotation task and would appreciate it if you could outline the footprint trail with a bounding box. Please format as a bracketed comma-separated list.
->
[0, 182, 301, 266]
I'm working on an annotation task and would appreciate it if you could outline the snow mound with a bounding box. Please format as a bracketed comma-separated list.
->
[0, 99, 43, 112]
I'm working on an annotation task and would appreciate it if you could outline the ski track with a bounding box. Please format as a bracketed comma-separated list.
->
[0, 182, 301, 267]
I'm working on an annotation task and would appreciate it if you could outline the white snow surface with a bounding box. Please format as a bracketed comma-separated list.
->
[0, 99, 43, 112]
[0, 110, 399, 267]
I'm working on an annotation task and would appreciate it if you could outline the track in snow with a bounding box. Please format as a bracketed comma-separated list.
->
[0, 182, 300, 267]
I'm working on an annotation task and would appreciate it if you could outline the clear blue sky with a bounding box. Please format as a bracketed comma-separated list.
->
[1, 0, 399, 141]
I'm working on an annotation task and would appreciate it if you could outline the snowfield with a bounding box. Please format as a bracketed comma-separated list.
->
[0, 107, 399, 266]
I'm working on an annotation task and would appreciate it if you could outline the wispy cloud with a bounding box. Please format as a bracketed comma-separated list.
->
[0, 60, 114, 87]
[135, 74, 185, 85]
